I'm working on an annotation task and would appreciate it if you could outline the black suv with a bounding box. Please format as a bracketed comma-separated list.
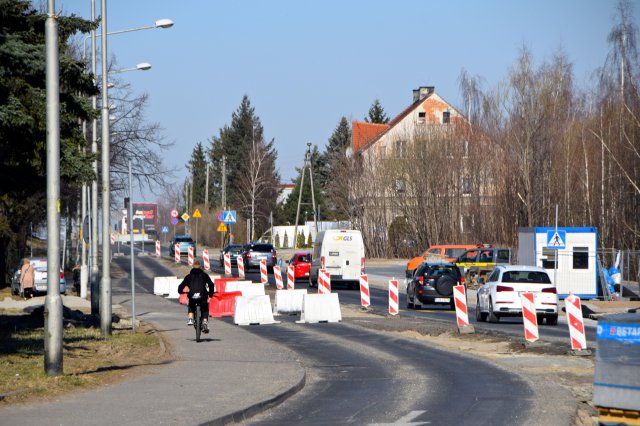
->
[405, 262, 463, 310]
[242, 242, 277, 270]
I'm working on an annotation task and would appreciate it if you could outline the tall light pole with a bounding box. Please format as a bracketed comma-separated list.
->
[100, 0, 111, 336]
[44, 0, 63, 375]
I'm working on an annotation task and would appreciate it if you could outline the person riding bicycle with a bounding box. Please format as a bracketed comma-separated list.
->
[178, 260, 215, 333]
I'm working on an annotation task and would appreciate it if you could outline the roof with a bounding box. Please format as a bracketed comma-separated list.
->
[351, 121, 388, 152]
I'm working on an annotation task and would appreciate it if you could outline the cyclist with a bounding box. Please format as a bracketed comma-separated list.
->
[178, 260, 215, 333]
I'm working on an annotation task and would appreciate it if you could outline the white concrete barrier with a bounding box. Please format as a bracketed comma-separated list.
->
[153, 276, 175, 295]
[165, 277, 184, 299]
[297, 293, 342, 324]
[225, 280, 265, 298]
[234, 295, 279, 326]
[274, 289, 307, 315]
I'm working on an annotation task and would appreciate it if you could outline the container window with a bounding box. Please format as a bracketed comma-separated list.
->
[542, 247, 557, 269]
[573, 247, 589, 269]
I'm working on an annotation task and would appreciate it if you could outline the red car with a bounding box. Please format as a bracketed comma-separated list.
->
[289, 252, 312, 280]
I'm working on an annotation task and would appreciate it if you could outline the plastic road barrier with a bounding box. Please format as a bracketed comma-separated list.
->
[188, 246, 195, 266]
[260, 260, 268, 284]
[203, 249, 210, 270]
[209, 291, 243, 318]
[237, 256, 245, 279]
[274, 289, 307, 314]
[297, 293, 342, 324]
[174, 244, 180, 263]
[110, 232, 115, 245]
[318, 269, 331, 294]
[274, 266, 284, 289]
[234, 295, 279, 326]
[225, 280, 265, 297]
[165, 277, 184, 299]
[359, 275, 370, 307]
[153, 276, 175, 295]
[452, 284, 475, 334]
[155, 240, 161, 257]
[287, 265, 295, 290]
[521, 292, 539, 342]
[224, 252, 231, 275]
[214, 277, 238, 294]
[388, 279, 399, 315]
[565, 293, 587, 350]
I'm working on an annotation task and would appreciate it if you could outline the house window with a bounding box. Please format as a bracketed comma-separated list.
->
[394, 179, 406, 193]
[461, 177, 472, 195]
[461, 214, 473, 233]
[463, 140, 469, 158]
[573, 247, 589, 269]
[396, 140, 406, 157]
[443, 111, 450, 124]
[541, 247, 557, 269]
[418, 111, 425, 124]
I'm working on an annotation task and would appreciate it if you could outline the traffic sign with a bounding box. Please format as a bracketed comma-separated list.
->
[222, 210, 236, 224]
[217, 211, 224, 222]
[547, 230, 566, 250]
[170, 209, 179, 218]
[192, 208, 202, 218]
[181, 212, 189, 222]
[217, 222, 227, 232]
[161, 226, 169, 233]
[170, 217, 178, 225]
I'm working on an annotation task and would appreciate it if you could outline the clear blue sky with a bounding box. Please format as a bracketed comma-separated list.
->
[59, 0, 632, 197]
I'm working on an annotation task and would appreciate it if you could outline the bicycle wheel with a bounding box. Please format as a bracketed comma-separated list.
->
[194, 305, 201, 342]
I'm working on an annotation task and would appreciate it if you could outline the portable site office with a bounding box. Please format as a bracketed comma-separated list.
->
[518, 227, 598, 299]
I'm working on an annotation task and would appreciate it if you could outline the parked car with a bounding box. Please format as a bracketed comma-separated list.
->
[169, 236, 196, 257]
[475, 265, 558, 325]
[406, 244, 476, 273]
[11, 258, 66, 295]
[455, 245, 512, 285]
[288, 252, 312, 280]
[219, 244, 244, 266]
[242, 242, 277, 270]
[405, 262, 464, 310]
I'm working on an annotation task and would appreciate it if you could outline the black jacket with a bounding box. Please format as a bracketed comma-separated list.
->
[178, 268, 215, 299]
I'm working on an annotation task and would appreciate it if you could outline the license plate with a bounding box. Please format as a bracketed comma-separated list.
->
[329, 251, 339, 256]
[435, 298, 449, 303]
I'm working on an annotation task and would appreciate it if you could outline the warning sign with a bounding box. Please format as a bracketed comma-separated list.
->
[546, 230, 566, 250]
[217, 222, 227, 232]
[192, 209, 202, 218]
[181, 212, 189, 222]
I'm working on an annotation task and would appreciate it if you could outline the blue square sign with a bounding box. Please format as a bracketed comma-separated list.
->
[546, 230, 566, 250]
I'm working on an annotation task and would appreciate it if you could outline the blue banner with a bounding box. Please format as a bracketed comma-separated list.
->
[597, 322, 640, 344]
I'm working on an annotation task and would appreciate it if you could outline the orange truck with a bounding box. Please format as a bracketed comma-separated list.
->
[406, 244, 476, 272]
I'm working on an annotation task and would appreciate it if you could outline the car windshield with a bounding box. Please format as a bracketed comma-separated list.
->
[226, 245, 243, 253]
[176, 237, 193, 243]
[427, 266, 459, 277]
[298, 254, 311, 262]
[250, 244, 273, 252]
[502, 271, 551, 284]
[446, 248, 467, 258]
[460, 250, 478, 262]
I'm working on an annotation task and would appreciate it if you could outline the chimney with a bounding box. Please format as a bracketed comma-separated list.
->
[413, 86, 434, 102]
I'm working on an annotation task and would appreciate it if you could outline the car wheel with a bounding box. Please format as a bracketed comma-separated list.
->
[475, 298, 487, 322]
[406, 291, 414, 309]
[545, 314, 558, 326]
[487, 299, 499, 323]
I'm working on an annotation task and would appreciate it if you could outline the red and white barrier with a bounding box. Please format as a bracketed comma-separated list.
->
[174, 244, 180, 262]
[203, 249, 210, 271]
[155, 240, 161, 257]
[287, 265, 295, 290]
[453, 285, 474, 334]
[224, 252, 231, 275]
[188, 246, 194, 266]
[389, 279, 399, 315]
[274, 265, 284, 289]
[521, 292, 539, 342]
[359, 275, 370, 308]
[260, 260, 268, 284]
[237, 256, 245, 279]
[110, 232, 115, 245]
[318, 269, 331, 294]
[565, 293, 587, 350]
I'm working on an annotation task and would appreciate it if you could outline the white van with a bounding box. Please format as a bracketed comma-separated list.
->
[309, 229, 365, 289]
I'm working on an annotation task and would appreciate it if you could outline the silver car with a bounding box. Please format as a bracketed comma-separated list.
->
[11, 258, 66, 296]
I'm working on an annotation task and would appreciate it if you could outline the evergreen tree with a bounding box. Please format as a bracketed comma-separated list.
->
[318, 117, 351, 189]
[296, 232, 305, 248]
[364, 98, 390, 124]
[283, 232, 289, 248]
[274, 233, 280, 249]
[187, 142, 207, 204]
[306, 232, 313, 248]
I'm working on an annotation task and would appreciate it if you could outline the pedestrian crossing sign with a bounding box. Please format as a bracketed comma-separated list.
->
[222, 210, 236, 224]
[546, 230, 566, 250]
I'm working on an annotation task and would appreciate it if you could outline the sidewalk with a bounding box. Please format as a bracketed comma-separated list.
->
[0, 278, 305, 425]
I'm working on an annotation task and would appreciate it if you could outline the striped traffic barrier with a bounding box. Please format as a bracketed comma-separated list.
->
[388, 279, 399, 315]
[260, 260, 268, 284]
[521, 292, 539, 342]
[174, 244, 180, 263]
[359, 274, 370, 308]
[318, 269, 331, 294]
[188, 246, 194, 266]
[110, 232, 115, 245]
[224, 252, 231, 275]
[203, 249, 210, 271]
[274, 265, 284, 289]
[237, 256, 245, 279]
[287, 265, 295, 290]
[155, 240, 161, 257]
[453, 285, 474, 334]
[565, 293, 587, 351]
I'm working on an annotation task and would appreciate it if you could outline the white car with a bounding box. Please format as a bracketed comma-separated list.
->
[475, 265, 558, 325]
[11, 258, 66, 296]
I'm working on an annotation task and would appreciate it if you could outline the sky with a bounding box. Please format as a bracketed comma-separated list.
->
[57, 0, 634, 202]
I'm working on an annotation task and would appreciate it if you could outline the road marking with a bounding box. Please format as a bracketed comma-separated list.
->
[369, 410, 429, 425]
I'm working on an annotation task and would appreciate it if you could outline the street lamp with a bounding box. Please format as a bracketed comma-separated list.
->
[110, 63, 152, 74]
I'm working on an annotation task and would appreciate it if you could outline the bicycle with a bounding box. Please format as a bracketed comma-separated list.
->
[194, 303, 203, 342]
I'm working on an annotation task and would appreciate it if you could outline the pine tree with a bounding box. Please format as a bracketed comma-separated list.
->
[187, 142, 208, 204]
[318, 117, 351, 189]
[306, 232, 313, 248]
[283, 232, 289, 248]
[274, 233, 281, 249]
[364, 99, 390, 124]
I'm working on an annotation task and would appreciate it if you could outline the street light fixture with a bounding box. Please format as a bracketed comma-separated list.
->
[110, 62, 152, 74]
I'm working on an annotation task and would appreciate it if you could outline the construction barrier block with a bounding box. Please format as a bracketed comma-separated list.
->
[225, 281, 265, 298]
[209, 291, 243, 317]
[234, 295, 279, 326]
[297, 293, 342, 324]
[153, 276, 175, 295]
[214, 277, 238, 294]
[165, 277, 184, 299]
[274, 289, 307, 315]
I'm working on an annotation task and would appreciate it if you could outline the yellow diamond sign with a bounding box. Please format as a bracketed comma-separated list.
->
[217, 222, 227, 232]
[181, 212, 189, 222]
[192, 208, 202, 218]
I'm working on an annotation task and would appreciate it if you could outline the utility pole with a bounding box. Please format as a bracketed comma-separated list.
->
[294, 142, 318, 250]
[221, 155, 226, 249]
[44, 0, 63, 375]
[90, 0, 99, 316]
[128, 161, 136, 333]
[204, 162, 210, 211]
